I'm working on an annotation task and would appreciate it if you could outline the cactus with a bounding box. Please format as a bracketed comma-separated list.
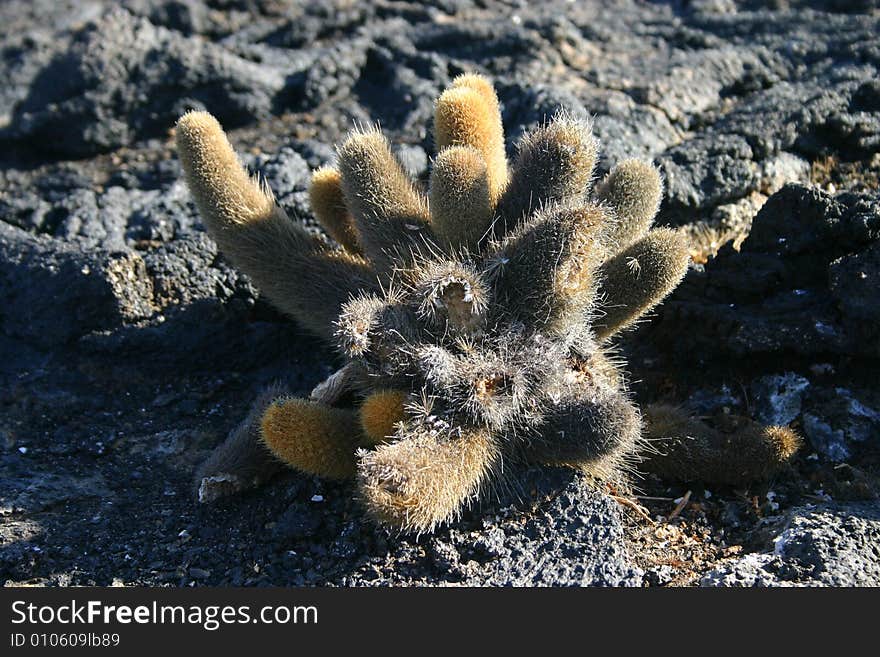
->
[309, 166, 361, 254]
[499, 111, 597, 228]
[359, 389, 408, 443]
[259, 397, 372, 480]
[641, 405, 802, 485]
[176, 112, 377, 340]
[178, 74, 799, 533]
[595, 158, 663, 250]
[195, 384, 288, 503]
[429, 146, 493, 252]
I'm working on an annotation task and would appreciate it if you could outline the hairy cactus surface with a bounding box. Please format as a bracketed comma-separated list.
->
[177, 74, 799, 533]
[641, 405, 802, 485]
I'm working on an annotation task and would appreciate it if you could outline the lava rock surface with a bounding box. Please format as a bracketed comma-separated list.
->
[1, 0, 878, 586]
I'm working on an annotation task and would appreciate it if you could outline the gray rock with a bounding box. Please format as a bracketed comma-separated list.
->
[802, 413, 849, 461]
[0, 472, 113, 514]
[660, 133, 761, 219]
[658, 184, 880, 358]
[628, 46, 789, 130]
[0, 222, 154, 349]
[830, 241, 880, 347]
[700, 552, 795, 587]
[141, 232, 245, 310]
[395, 144, 429, 181]
[760, 152, 811, 195]
[4, 7, 294, 156]
[751, 373, 810, 426]
[686, 385, 741, 414]
[345, 469, 643, 587]
[702, 502, 880, 586]
[455, 475, 643, 586]
[802, 387, 880, 461]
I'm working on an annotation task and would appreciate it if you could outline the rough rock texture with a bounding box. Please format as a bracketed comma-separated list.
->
[1, 0, 878, 586]
[657, 184, 880, 358]
[701, 502, 880, 587]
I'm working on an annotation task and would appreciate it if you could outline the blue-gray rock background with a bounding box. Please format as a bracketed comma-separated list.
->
[1, 0, 878, 586]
